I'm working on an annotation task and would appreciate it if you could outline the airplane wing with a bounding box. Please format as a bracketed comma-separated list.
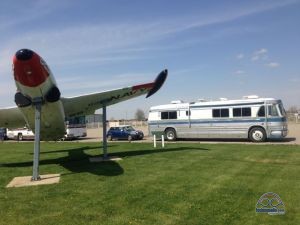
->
[62, 69, 168, 118]
[0, 107, 26, 128]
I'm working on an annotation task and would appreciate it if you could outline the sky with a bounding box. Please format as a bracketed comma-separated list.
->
[0, 0, 300, 119]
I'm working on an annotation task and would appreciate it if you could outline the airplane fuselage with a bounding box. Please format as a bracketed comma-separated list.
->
[13, 49, 66, 140]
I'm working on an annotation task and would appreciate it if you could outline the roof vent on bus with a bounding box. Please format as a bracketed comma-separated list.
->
[243, 95, 259, 99]
[197, 98, 207, 102]
[219, 98, 228, 101]
[171, 100, 184, 104]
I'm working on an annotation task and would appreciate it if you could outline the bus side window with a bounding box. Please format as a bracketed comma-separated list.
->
[233, 108, 242, 117]
[161, 111, 177, 120]
[242, 108, 251, 117]
[233, 107, 251, 117]
[212, 108, 229, 118]
[161, 112, 169, 119]
[213, 109, 220, 118]
[169, 111, 177, 119]
[257, 106, 265, 117]
[221, 109, 229, 117]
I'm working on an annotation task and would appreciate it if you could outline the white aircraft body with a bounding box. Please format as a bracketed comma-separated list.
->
[0, 49, 168, 140]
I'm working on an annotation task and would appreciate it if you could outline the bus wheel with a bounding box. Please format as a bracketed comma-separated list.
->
[17, 133, 23, 141]
[249, 127, 266, 142]
[165, 128, 176, 141]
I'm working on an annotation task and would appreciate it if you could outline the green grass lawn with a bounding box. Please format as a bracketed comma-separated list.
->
[0, 141, 299, 225]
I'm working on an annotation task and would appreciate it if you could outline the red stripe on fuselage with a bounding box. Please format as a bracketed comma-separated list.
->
[13, 52, 49, 87]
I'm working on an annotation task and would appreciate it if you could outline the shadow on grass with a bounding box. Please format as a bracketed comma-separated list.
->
[1, 146, 209, 177]
[110, 146, 209, 158]
[1, 146, 123, 177]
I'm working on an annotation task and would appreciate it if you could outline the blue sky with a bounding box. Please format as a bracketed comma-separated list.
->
[0, 0, 299, 119]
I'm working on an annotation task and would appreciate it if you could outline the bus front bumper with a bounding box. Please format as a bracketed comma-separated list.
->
[270, 129, 288, 138]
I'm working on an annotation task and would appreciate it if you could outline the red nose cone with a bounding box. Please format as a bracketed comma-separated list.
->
[13, 49, 49, 87]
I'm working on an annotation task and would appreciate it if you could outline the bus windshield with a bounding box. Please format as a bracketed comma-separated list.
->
[278, 104, 286, 117]
[268, 105, 279, 117]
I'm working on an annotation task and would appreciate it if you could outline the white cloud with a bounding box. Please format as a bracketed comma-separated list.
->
[236, 53, 244, 59]
[265, 62, 280, 68]
[251, 48, 268, 61]
[251, 55, 259, 61]
[235, 70, 246, 75]
[255, 48, 268, 55]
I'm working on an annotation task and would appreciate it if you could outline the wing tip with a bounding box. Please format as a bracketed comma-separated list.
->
[146, 69, 168, 98]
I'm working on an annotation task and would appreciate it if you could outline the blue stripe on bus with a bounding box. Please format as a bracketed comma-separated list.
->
[148, 117, 286, 125]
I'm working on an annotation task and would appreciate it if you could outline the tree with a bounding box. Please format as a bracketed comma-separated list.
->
[287, 106, 298, 113]
[135, 109, 145, 121]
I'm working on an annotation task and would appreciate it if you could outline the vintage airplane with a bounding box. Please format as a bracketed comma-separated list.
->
[0, 49, 168, 140]
[0, 48, 167, 181]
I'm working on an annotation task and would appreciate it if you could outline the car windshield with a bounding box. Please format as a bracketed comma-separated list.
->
[124, 126, 135, 132]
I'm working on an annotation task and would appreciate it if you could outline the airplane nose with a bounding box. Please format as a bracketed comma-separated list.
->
[15, 49, 34, 61]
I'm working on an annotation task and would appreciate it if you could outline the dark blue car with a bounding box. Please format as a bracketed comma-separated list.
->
[0, 128, 7, 141]
[106, 125, 144, 141]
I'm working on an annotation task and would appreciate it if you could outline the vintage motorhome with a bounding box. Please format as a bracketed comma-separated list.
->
[148, 96, 288, 142]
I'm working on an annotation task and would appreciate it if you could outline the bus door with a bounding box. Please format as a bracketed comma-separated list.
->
[175, 109, 192, 138]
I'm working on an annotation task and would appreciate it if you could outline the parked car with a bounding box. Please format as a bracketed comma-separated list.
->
[7, 127, 35, 141]
[106, 125, 144, 141]
[0, 128, 7, 141]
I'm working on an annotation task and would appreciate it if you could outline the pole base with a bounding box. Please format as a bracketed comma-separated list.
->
[31, 176, 41, 181]
[6, 174, 60, 188]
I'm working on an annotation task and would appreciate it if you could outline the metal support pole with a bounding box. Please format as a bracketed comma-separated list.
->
[102, 105, 108, 159]
[32, 98, 42, 181]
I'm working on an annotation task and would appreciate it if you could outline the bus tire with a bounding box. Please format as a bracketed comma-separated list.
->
[249, 127, 266, 142]
[17, 133, 23, 141]
[165, 128, 176, 141]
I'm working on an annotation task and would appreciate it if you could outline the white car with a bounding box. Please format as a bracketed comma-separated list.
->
[7, 128, 34, 141]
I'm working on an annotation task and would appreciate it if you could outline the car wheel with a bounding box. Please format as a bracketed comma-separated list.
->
[128, 135, 133, 141]
[249, 127, 266, 142]
[107, 135, 112, 141]
[17, 133, 23, 141]
[165, 128, 176, 141]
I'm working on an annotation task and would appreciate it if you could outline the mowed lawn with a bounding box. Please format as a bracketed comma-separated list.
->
[0, 141, 299, 225]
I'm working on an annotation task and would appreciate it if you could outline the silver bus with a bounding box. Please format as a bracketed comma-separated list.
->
[148, 96, 288, 142]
